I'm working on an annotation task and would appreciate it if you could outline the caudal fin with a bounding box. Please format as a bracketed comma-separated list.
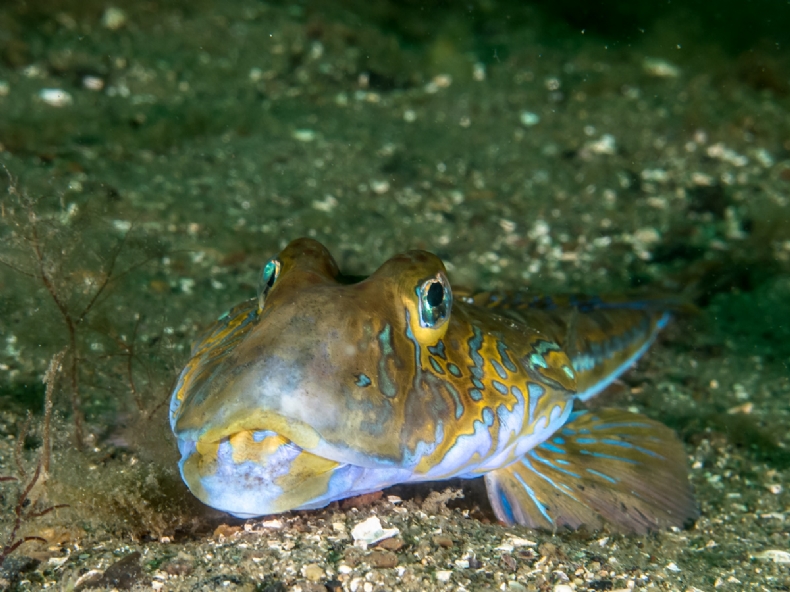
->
[484, 408, 698, 534]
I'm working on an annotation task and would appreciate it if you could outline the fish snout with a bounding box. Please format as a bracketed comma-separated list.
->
[176, 428, 343, 517]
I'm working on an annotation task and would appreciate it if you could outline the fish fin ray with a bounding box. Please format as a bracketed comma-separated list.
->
[484, 408, 698, 533]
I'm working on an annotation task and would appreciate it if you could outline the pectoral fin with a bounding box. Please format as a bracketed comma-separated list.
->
[484, 409, 698, 533]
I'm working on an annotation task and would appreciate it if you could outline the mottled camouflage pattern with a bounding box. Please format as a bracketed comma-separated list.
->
[170, 238, 697, 532]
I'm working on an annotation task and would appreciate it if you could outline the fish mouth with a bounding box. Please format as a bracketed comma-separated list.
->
[173, 404, 369, 517]
[177, 425, 345, 518]
[176, 417, 413, 518]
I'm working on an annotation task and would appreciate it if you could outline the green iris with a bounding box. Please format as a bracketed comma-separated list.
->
[258, 259, 281, 308]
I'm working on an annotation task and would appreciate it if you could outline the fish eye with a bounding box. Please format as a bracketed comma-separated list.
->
[258, 258, 281, 309]
[417, 273, 452, 329]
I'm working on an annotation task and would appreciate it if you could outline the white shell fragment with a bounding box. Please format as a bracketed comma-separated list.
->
[82, 76, 105, 91]
[292, 129, 316, 142]
[520, 111, 540, 127]
[102, 7, 128, 30]
[642, 57, 680, 78]
[509, 537, 537, 547]
[370, 180, 390, 194]
[753, 549, 790, 563]
[585, 134, 617, 155]
[665, 562, 681, 572]
[351, 516, 399, 549]
[39, 88, 73, 107]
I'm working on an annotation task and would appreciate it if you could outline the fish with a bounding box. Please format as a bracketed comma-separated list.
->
[169, 237, 698, 533]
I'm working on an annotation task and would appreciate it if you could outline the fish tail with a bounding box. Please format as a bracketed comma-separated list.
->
[483, 408, 698, 533]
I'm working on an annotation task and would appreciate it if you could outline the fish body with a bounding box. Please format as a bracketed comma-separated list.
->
[170, 238, 697, 532]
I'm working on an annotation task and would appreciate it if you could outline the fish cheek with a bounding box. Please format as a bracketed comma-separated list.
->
[274, 451, 340, 508]
[180, 441, 217, 507]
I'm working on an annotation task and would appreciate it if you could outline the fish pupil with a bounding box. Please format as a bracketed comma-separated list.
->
[426, 282, 444, 308]
[418, 275, 451, 329]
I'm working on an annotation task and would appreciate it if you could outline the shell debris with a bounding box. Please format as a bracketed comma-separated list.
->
[350, 516, 399, 549]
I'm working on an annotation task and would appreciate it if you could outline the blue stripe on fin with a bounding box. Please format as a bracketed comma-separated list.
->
[540, 442, 566, 454]
[585, 468, 618, 483]
[512, 470, 554, 526]
[483, 408, 698, 533]
[497, 485, 515, 524]
[575, 312, 671, 402]
[520, 457, 579, 498]
[579, 450, 640, 464]
[592, 421, 653, 430]
[529, 450, 581, 479]
[598, 437, 665, 459]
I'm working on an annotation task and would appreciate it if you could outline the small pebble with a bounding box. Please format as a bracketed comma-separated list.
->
[344, 547, 364, 567]
[312, 194, 337, 212]
[586, 134, 617, 155]
[707, 143, 748, 166]
[520, 111, 540, 126]
[39, 88, 73, 107]
[292, 129, 317, 142]
[753, 549, 790, 563]
[48, 557, 68, 568]
[754, 148, 774, 167]
[435, 570, 452, 582]
[82, 76, 105, 91]
[433, 74, 452, 88]
[376, 536, 404, 551]
[370, 180, 390, 194]
[633, 227, 661, 246]
[501, 552, 517, 572]
[212, 524, 241, 538]
[96, 552, 145, 590]
[163, 560, 193, 577]
[102, 7, 128, 30]
[642, 57, 680, 78]
[301, 563, 324, 581]
[432, 534, 454, 548]
[73, 570, 103, 589]
[368, 550, 398, 568]
[665, 562, 680, 572]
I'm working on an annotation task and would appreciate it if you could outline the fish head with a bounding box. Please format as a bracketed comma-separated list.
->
[169, 237, 458, 516]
